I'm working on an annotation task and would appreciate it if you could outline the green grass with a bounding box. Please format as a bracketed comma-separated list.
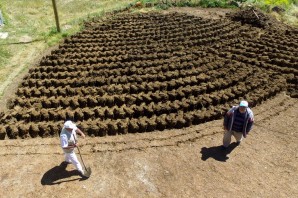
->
[0, 47, 11, 66]
[282, 3, 298, 27]
[0, 0, 134, 98]
[1, 0, 134, 45]
[253, 0, 298, 26]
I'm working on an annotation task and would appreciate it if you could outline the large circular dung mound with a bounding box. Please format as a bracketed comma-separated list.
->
[228, 7, 269, 28]
[0, 12, 297, 139]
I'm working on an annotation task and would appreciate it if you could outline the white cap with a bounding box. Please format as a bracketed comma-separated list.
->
[64, 120, 75, 129]
[239, 100, 248, 107]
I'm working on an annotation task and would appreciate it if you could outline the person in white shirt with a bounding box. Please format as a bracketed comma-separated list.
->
[60, 120, 86, 177]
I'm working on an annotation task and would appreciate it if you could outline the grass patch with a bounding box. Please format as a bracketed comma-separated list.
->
[199, 0, 235, 8]
[0, 0, 133, 97]
[0, 0, 133, 45]
[0, 47, 11, 65]
[282, 3, 298, 26]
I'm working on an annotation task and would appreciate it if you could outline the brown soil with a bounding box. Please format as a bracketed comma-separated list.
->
[0, 7, 297, 197]
[0, 92, 297, 197]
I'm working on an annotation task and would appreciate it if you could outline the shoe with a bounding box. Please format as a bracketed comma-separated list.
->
[78, 170, 89, 179]
[236, 141, 241, 146]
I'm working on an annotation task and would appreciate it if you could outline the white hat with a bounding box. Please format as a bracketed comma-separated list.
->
[239, 100, 248, 107]
[64, 120, 75, 129]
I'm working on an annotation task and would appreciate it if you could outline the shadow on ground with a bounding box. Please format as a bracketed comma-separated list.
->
[200, 142, 238, 162]
[41, 162, 81, 185]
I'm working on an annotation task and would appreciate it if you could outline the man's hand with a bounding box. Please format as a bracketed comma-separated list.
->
[243, 132, 249, 138]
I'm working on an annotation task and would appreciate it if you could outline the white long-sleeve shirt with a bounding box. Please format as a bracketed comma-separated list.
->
[60, 125, 78, 153]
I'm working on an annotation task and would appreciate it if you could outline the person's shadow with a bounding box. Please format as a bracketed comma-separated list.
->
[41, 162, 81, 185]
[200, 142, 238, 162]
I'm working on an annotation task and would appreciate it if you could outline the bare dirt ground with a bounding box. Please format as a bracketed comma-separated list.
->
[0, 7, 297, 198]
[0, 92, 297, 197]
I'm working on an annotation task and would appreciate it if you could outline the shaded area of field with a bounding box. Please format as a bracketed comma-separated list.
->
[0, 11, 297, 139]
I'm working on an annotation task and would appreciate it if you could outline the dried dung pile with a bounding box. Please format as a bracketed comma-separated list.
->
[228, 7, 269, 28]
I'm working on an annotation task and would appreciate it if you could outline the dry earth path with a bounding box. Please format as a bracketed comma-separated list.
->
[0, 92, 297, 197]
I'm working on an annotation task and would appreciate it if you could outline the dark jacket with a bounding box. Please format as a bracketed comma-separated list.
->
[223, 106, 254, 138]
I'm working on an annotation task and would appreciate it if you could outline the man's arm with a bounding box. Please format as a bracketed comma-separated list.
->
[246, 109, 254, 133]
[246, 117, 254, 133]
[63, 144, 77, 149]
[223, 107, 235, 130]
[75, 128, 86, 138]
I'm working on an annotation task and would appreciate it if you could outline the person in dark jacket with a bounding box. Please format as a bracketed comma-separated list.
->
[222, 100, 254, 149]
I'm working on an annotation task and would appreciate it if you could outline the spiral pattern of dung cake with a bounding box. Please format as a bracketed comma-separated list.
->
[0, 12, 297, 139]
